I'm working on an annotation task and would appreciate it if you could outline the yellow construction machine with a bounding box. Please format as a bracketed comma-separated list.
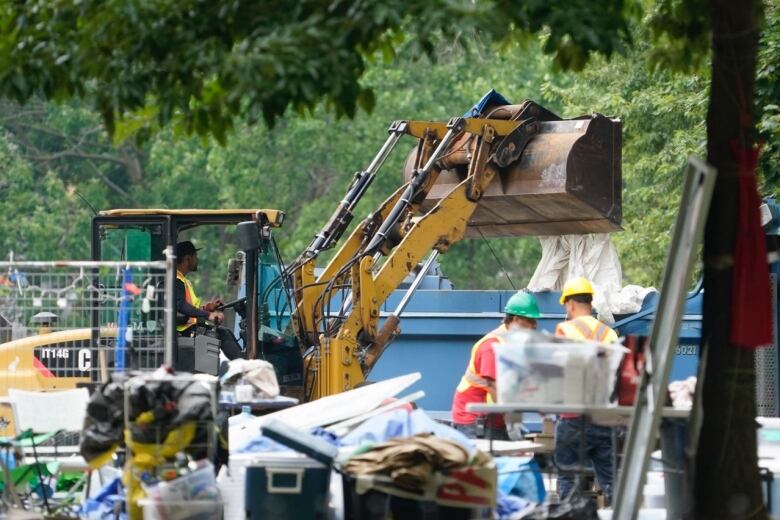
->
[288, 97, 621, 399]
[2, 93, 621, 400]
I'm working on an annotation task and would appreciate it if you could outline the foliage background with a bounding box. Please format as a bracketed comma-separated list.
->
[1, 11, 777, 295]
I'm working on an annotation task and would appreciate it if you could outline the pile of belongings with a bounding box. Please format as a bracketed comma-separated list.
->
[81, 367, 217, 467]
[80, 367, 223, 518]
[220, 359, 279, 400]
[341, 432, 496, 510]
[344, 432, 473, 492]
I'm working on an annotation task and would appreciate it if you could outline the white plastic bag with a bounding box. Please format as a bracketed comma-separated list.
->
[527, 234, 655, 323]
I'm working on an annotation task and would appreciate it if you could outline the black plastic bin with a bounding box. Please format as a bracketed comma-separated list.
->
[342, 474, 486, 520]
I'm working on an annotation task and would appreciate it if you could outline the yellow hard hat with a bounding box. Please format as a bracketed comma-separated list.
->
[559, 277, 595, 305]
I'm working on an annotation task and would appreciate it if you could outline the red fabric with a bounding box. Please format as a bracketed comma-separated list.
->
[616, 336, 646, 405]
[476, 339, 498, 381]
[730, 140, 772, 349]
[379, 398, 414, 413]
[451, 338, 505, 428]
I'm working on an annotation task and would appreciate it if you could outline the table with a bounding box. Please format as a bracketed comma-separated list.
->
[466, 403, 690, 418]
[473, 439, 545, 455]
[466, 402, 690, 505]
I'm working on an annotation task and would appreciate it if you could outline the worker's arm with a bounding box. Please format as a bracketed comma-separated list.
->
[478, 340, 501, 402]
[554, 323, 566, 337]
[175, 279, 209, 319]
[486, 379, 497, 402]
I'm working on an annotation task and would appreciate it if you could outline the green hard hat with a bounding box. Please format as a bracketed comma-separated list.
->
[504, 291, 541, 319]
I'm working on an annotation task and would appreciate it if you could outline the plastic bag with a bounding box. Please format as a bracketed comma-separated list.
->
[519, 494, 598, 519]
[497, 457, 546, 503]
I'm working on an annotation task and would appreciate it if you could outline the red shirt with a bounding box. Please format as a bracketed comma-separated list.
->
[451, 336, 505, 428]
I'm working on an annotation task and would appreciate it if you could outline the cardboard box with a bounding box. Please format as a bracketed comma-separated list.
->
[526, 433, 554, 452]
[542, 417, 555, 436]
[351, 462, 497, 509]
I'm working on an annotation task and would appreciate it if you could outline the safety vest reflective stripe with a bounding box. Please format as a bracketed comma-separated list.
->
[462, 370, 491, 390]
[557, 317, 615, 343]
[455, 325, 506, 394]
[176, 270, 201, 332]
[571, 318, 594, 340]
[595, 322, 610, 342]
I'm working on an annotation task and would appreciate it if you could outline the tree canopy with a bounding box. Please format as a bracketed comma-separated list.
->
[1, 5, 778, 292]
[0, 0, 630, 142]
[0, 29, 723, 291]
[1, 2, 778, 516]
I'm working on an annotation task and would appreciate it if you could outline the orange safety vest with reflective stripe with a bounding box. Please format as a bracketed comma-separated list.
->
[555, 315, 617, 343]
[556, 315, 618, 420]
[176, 270, 202, 332]
[455, 324, 507, 398]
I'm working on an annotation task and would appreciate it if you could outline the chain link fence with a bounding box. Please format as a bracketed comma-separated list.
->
[0, 258, 175, 395]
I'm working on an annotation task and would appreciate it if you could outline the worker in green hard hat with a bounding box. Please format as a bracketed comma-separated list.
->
[451, 290, 541, 439]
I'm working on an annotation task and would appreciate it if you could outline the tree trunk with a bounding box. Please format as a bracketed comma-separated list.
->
[693, 0, 765, 518]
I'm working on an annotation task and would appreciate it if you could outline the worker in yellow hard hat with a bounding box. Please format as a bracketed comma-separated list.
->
[451, 290, 540, 440]
[554, 276, 618, 505]
[556, 277, 617, 343]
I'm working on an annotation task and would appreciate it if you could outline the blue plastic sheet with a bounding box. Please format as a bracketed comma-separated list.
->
[496, 456, 546, 504]
[115, 267, 133, 372]
[464, 89, 511, 117]
[238, 434, 291, 453]
[497, 494, 533, 519]
[340, 408, 476, 454]
[81, 477, 127, 520]
[236, 409, 476, 454]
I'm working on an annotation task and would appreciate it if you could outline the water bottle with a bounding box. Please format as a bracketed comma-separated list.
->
[228, 405, 254, 427]
[228, 405, 255, 449]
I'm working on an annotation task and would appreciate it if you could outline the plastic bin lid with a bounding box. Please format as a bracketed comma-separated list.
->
[261, 420, 338, 467]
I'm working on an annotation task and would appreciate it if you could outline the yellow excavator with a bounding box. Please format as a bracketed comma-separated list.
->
[1, 92, 621, 400]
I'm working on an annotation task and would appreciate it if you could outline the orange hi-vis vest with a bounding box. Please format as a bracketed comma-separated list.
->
[176, 270, 202, 332]
[555, 315, 617, 343]
[455, 324, 507, 398]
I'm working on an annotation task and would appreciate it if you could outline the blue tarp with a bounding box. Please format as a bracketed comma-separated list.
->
[464, 89, 511, 117]
[340, 408, 476, 454]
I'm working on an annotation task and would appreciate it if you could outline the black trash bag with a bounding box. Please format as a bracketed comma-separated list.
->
[520, 495, 599, 520]
[80, 373, 131, 465]
[80, 370, 215, 466]
[125, 375, 213, 450]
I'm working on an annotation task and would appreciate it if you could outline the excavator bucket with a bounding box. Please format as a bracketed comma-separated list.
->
[404, 100, 622, 237]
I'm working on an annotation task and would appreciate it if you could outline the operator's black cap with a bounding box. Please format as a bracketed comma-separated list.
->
[175, 241, 202, 258]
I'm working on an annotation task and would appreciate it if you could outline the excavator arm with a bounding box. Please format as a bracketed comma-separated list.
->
[288, 116, 530, 399]
[286, 99, 621, 400]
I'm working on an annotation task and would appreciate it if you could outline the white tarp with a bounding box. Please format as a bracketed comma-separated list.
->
[527, 234, 655, 323]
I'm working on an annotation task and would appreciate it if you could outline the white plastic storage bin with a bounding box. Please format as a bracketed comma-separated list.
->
[494, 330, 625, 406]
[139, 499, 223, 520]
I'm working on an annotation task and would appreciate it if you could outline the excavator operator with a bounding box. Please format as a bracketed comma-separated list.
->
[451, 290, 541, 440]
[175, 241, 243, 360]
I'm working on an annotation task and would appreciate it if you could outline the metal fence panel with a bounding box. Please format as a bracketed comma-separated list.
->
[0, 260, 173, 394]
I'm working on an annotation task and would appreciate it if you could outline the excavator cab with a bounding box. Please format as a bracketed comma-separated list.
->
[90, 209, 301, 383]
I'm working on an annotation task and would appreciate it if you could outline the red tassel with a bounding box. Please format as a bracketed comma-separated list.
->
[729, 140, 772, 349]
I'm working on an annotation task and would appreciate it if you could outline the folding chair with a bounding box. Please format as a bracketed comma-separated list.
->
[5, 388, 91, 515]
